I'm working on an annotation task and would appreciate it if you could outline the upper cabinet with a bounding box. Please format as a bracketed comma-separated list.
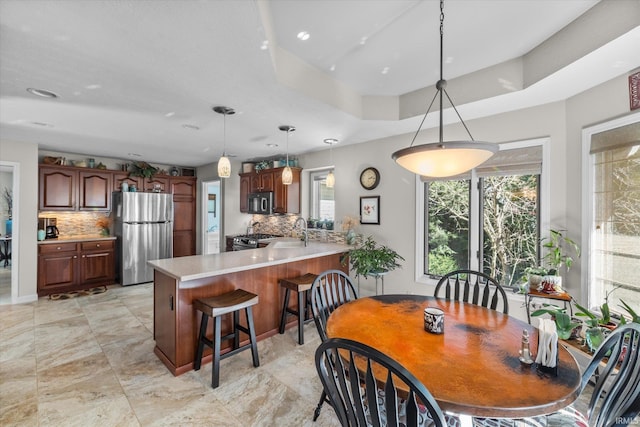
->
[79, 170, 113, 211]
[39, 166, 77, 210]
[239, 167, 301, 214]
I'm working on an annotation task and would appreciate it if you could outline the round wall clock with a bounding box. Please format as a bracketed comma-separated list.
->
[359, 167, 380, 190]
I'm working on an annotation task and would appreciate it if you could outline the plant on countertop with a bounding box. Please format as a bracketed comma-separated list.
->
[96, 216, 111, 236]
[345, 235, 404, 278]
[128, 161, 158, 179]
[531, 304, 581, 340]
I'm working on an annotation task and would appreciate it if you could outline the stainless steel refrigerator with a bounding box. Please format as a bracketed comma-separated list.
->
[112, 192, 173, 285]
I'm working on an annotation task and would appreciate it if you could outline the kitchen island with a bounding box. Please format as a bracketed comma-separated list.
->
[148, 240, 349, 375]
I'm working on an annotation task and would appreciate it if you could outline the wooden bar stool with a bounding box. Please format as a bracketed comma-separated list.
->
[278, 273, 318, 345]
[193, 289, 260, 388]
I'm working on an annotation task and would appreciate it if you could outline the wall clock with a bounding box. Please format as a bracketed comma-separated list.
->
[359, 167, 380, 190]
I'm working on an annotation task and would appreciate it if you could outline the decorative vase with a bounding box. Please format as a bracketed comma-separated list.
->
[346, 229, 356, 245]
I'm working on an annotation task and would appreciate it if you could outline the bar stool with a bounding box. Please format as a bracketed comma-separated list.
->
[278, 273, 318, 345]
[193, 289, 260, 388]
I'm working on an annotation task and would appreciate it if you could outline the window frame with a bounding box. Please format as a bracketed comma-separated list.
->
[415, 138, 551, 286]
[581, 111, 640, 308]
[309, 167, 335, 221]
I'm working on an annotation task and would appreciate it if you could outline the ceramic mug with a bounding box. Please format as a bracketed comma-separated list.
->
[424, 307, 444, 334]
[37, 229, 46, 241]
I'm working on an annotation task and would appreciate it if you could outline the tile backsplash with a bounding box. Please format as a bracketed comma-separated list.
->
[39, 211, 111, 236]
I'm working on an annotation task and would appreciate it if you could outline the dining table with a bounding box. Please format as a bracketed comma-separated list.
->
[325, 294, 581, 420]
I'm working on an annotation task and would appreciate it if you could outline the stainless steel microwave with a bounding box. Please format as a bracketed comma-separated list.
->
[248, 191, 273, 215]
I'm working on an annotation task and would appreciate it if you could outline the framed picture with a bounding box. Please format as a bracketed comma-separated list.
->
[360, 196, 380, 225]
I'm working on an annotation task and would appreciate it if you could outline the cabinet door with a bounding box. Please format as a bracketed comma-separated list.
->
[79, 170, 112, 211]
[260, 172, 274, 191]
[154, 273, 177, 364]
[250, 174, 261, 192]
[80, 241, 115, 284]
[239, 175, 250, 212]
[144, 176, 169, 193]
[38, 249, 79, 292]
[273, 168, 301, 214]
[170, 177, 196, 200]
[112, 172, 142, 193]
[39, 167, 77, 210]
[173, 199, 195, 257]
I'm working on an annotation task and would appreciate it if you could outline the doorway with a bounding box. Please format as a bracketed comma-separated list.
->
[0, 161, 17, 305]
[201, 180, 222, 254]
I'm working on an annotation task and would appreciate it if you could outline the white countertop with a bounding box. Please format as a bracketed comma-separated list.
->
[38, 235, 117, 244]
[148, 240, 350, 283]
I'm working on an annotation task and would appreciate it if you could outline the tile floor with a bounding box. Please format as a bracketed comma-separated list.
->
[0, 282, 617, 427]
[0, 283, 341, 426]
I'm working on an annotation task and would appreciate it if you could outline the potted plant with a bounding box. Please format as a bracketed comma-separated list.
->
[573, 286, 619, 352]
[535, 229, 580, 293]
[531, 304, 582, 340]
[128, 161, 158, 179]
[345, 235, 404, 279]
[618, 300, 640, 324]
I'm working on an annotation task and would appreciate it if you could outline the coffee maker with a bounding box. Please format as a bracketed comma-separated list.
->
[38, 217, 59, 239]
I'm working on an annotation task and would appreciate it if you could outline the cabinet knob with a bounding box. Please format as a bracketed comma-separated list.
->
[56, 246, 61, 250]
[96, 244, 100, 247]
[73, 255, 77, 259]
[82, 255, 86, 258]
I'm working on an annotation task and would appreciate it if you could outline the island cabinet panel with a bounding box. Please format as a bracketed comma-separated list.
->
[153, 252, 347, 376]
[79, 170, 112, 211]
[39, 166, 77, 210]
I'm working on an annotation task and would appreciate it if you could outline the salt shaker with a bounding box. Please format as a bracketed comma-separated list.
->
[519, 329, 534, 364]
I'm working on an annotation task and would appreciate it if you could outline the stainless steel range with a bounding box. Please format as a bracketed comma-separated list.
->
[232, 233, 281, 250]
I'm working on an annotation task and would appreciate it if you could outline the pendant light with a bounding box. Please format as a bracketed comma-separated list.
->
[279, 125, 295, 185]
[324, 138, 338, 188]
[213, 106, 234, 178]
[391, 0, 497, 177]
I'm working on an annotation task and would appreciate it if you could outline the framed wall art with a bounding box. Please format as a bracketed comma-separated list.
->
[360, 196, 380, 225]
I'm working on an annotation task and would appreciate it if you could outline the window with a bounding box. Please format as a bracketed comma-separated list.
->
[584, 116, 640, 312]
[309, 169, 335, 221]
[421, 141, 546, 289]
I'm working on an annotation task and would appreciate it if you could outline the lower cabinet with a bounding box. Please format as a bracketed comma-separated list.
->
[38, 239, 115, 296]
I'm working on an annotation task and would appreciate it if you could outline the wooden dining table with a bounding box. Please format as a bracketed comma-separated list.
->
[325, 294, 581, 419]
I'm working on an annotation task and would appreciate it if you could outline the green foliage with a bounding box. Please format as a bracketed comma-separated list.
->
[618, 300, 640, 324]
[128, 161, 158, 179]
[541, 229, 580, 275]
[531, 304, 581, 340]
[573, 286, 619, 327]
[345, 236, 404, 278]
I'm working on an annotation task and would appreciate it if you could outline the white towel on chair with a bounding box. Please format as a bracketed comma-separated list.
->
[535, 318, 558, 368]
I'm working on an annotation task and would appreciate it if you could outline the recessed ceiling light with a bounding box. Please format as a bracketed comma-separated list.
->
[127, 153, 142, 157]
[329, 64, 336, 72]
[85, 84, 101, 90]
[360, 37, 367, 45]
[266, 143, 279, 148]
[26, 88, 58, 98]
[297, 31, 310, 41]
[182, 124, 200, 130]
[260, 40, 269, 50]
[381, 67, 390, 75]
[165, 112, 175, 117]
[324, 138, 338, 145]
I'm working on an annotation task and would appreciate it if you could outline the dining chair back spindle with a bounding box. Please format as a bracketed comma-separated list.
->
[434, 269, 509, 314]
[310, 269, 358, 421]
[315, 337, 448, 427]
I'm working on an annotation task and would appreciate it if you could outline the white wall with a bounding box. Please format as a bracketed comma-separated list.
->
[298, 73, 633, 303]
[0, 140, 39, 302]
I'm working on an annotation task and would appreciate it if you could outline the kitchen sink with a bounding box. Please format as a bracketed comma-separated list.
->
[267, 239, 306, 248]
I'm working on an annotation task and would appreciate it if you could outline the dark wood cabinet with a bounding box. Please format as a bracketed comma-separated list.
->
[239, 167, 301, 214]
[144, 176, 170, 193]
[39, 166, 77, 210]
[169, 176, 197, 257]
[79, 170, 112, 211]
[239, 175, 250, 212]
[112, 172, 142, 193]
[38, 239, 115, 296]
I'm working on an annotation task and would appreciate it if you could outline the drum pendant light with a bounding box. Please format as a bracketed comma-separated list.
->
[279, 125, 295, 185]
[213, 106, 234, 178]
[324, 138, 338, 188]
[391, 0, 497, 177]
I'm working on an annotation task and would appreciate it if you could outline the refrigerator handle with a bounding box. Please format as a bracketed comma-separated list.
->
[169, 295, 174, 311]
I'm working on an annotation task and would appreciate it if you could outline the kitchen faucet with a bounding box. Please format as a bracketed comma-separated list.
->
[294, 217, 308, 246]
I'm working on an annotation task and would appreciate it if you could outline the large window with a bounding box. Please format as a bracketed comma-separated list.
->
[585, 117, 640, 312]
[423, 142, 544, 289]
[309, 169, 335, 221]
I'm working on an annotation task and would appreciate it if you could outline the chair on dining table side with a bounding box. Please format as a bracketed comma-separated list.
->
[316, 337, 449, 427]
[310, 269, 358, 422]
[434, 269, 509, 314]
[472, 322, 640, 427]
